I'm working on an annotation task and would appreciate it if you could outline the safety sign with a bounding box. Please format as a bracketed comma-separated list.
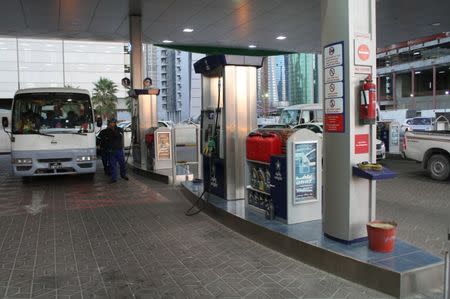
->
[324, 43, 343, 68]
[325, 98, 343, 114]
[354, 36, 373, 66]
[325, 82, 343, 99]
[355, 134, 369, 154]
[325, 66, 343, 83]
[323, 41, 345, 133]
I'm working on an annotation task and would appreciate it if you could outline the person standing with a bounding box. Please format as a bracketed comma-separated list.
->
[105, 118, 129, 183]
[97, 126, 110, 175]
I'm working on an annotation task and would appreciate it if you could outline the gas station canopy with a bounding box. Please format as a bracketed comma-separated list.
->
[0, 0, 448, 53]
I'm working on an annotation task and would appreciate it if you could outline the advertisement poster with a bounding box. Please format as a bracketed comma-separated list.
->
[293, 142, 317, 204]
[156, 132, 171, 160]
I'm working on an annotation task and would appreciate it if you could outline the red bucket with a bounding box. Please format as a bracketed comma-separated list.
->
[366, 221, 397, 253]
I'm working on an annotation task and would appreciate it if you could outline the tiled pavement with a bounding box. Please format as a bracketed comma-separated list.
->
[0, 154, 446, 299]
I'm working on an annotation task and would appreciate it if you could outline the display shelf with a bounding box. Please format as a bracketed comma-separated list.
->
[247, 159, 270, 166]
[352, 165, 397, 180]
[246, 185, 270, 196]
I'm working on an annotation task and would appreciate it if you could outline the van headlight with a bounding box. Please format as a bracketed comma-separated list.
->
[13, 158, 33, 164]
[76, 155, 96, 162]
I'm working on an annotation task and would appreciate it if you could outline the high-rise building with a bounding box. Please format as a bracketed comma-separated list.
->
[190, 53, 205, 119]
[286, 53, 318, 105]
[257, 53, 321, 114]
[155, 48, 201, 123]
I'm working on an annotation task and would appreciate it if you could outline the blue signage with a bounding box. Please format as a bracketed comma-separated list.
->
[293, 142, 318, 204]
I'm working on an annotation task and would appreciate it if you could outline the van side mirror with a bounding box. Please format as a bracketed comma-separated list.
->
[96, 117, 102, 128]
[2, 117, 8, 128]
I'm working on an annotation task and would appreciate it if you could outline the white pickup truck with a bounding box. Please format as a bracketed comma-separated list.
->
[404, 131, 450, 181]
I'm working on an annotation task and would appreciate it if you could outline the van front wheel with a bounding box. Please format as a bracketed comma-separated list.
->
[427, 154, 450, 181]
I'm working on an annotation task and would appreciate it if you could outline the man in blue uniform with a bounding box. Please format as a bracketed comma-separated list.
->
[97, 125, 110, 175]
[106, 118, 129, 183]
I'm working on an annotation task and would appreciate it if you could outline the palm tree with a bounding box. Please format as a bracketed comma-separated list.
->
[125, 96, 133, 113]
[91, 77, 118, 120]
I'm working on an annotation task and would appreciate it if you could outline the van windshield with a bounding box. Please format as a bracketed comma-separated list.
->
[12, 92, 94, 134]
[278, 109, 323, 126]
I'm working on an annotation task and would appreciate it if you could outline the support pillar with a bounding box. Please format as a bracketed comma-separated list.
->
[129, 15, 157, 169]
[321, 0, 377, 242]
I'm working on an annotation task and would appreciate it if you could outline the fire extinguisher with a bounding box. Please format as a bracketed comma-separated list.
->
[359, 74, 377, 125]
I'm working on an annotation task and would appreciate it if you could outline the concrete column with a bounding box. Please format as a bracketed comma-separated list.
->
[411, 70, 416, 109]
[129, 15, 156, 169]
[393, 73, 397, 109]
[130, 15, 143, 90]
[432, 66, 436, 110]
[321, 0, 377, 242]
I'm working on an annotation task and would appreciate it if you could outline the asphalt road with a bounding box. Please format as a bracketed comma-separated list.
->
[377, 156, 450, 256]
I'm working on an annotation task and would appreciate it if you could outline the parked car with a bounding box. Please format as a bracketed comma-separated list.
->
[404, 130, 450, 180]
[404, 117, 435, 132]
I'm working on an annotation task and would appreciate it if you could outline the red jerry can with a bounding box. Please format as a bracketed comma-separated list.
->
[246, 132, 263, 161]
[260, 133, 282, 163]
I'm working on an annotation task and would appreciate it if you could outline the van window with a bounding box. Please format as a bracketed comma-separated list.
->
[412, 118, 431, 125]
[279, 110, 300, 125]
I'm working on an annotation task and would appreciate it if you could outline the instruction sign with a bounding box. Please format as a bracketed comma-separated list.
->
[293, 142, 318, 204]
[323, 41, 345, 133]
[355, 134, 369, 154]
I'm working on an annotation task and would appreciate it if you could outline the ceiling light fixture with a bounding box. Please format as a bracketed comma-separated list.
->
[183, 28, 194, 33]
[438, 70, 445, 74]
[415, 71, 421, 74]
[163, 40, 173, 43]
[276, 35, 286, 40]
[431, 22, 441, 26]
[248, 45, 257, 48]
[413, 52, 420, 55]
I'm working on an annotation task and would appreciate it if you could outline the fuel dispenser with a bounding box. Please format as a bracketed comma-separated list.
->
[376, 120, 400, 154]
[121, 77, 161, 170]
[194, 55, 263, 200]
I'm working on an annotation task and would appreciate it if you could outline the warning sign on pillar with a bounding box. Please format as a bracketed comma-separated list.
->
[323, 41, 345, 133]
[325, 114, 344, 133]
[354, 37, 373, 66]
[355, 134, 369, 154]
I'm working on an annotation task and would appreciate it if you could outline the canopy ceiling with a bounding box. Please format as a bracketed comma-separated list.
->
[0, 0, 448, 54]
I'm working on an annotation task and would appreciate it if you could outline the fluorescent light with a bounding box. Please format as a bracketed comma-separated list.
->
[431, 22, 441, 26]
[183, 28, 194, 33]
[439, 70, 445, 74]
[162, 40, 173, 43]
[414, 71, 421, 74]
[248, 45, 257, 48]
[413, 52, 420, 55]
[276, 35, 286, 40]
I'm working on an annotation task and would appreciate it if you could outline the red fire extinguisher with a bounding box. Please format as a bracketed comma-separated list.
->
[360, 74, 377, 125]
